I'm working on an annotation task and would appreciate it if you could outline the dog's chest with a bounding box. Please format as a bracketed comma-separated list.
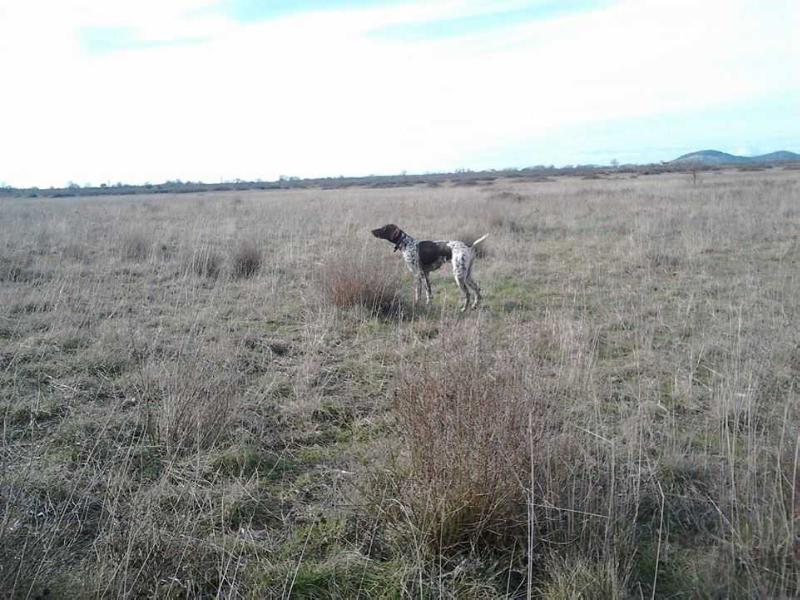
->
[401, 246, 420, 272]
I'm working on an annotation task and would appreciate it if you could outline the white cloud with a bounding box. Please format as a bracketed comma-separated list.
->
[0, 0, 797, 186]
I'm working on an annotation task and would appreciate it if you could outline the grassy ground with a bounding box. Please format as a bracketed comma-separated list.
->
[2, 168, 799, 598]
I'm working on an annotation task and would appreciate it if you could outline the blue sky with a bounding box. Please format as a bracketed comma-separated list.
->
[0, 0, 797, 187]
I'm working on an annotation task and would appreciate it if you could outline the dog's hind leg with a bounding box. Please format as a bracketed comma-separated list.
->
[466, 273, 481, 308]
[453, 266, 471, 312]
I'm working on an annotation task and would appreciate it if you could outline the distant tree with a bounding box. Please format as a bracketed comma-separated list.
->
[610, 158, 619, 168]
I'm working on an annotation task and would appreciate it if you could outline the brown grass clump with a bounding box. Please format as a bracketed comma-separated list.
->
[229, 239, 263, 279]
[382, 326, 555, 554]
[318, 252, 406, 317]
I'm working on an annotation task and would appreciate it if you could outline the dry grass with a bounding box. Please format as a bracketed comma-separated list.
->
[180, 241, 222, 278]
[119, 229, 153, 262]
[381, 324, 555, 555]
[229, 239, 263, 279]
[318, 250, 407, 317]
[138, 351, 242, 455]
[1, 170, 799, 597]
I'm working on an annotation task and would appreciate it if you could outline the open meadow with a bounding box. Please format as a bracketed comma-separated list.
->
[2, 168, 800, 598]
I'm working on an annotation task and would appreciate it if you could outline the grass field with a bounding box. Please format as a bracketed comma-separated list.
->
[2, 168, 799, 598]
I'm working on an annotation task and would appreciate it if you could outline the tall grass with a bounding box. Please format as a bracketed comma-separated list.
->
[384, 325, 554, 554]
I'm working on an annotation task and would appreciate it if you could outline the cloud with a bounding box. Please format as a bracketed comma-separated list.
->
[0, 0, 797, 186]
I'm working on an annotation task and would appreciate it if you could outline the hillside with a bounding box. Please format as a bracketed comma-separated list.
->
[672, 149, 800, 164]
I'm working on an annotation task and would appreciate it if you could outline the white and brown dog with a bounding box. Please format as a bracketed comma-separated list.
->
[371, 224, 488, 311]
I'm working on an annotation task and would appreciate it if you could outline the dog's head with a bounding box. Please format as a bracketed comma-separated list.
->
[371, 224, 404, 251]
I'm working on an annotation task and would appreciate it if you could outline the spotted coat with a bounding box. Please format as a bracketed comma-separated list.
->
[371, 224, 488, 311]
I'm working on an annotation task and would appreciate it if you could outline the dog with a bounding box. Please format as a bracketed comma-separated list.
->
[371, 224, 488, 311]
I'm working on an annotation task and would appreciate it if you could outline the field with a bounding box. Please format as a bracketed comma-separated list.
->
[2, 168, 799, 598]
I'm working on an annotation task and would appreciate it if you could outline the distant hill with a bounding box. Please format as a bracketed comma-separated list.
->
[672, 149, 800, 165]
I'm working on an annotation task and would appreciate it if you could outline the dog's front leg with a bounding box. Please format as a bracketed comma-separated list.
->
[423, 272, 432, 305]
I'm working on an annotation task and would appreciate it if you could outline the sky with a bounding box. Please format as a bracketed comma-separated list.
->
[0, 0, 798, 187]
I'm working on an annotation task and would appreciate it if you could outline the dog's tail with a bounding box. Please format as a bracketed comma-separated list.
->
[470, 234, 489, 247]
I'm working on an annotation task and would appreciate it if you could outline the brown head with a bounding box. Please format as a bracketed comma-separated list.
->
[371, 224, 402, 242]
[371, 224, 406, 251]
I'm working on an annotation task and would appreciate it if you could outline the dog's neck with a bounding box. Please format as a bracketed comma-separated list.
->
[393, 231, 414, 252]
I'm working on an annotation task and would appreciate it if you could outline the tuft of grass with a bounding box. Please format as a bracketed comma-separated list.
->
[119, 230, 152, 261]
[646, 249, 681, 270]
[318, 252, 406, 317]
[229, 239, 263, 279]
[181, 242, 222, 278]
[380, 326, 555, 555]
[138, 353, 242, 455]
[0, 253, 35, 282]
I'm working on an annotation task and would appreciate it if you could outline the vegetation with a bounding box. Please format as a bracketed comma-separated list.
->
[1, 169, 799, 597]
[4, 157, 798, 199]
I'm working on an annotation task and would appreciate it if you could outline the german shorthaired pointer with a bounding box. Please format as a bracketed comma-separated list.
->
[371, 224, 488, 311]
